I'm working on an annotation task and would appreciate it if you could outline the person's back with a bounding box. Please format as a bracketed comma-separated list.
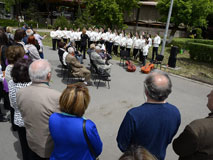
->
[17, 59, 61, 159]
[49, 83, 102, 159]
[173, 90, 213, 160]
[121, 102, 180, 159]
[49, 113, 101, 160]
[117, 70, 180, 160]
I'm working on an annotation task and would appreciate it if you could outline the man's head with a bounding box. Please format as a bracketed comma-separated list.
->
[29, 59, 51, 83]
[95, 46, 101, 53]
[26, 29, 33, 36]
[207, 90, 213, 111]
[144, 70, 172, 102]
[68, 47, 74, 54]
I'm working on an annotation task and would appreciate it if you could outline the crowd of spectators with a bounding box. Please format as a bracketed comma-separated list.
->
[0, 25, 213, 160]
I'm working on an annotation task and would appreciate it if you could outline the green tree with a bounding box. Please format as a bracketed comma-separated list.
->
[81, 0, 124, 29]
[116, 0, 140, 15]
[157, 0, 212, 38]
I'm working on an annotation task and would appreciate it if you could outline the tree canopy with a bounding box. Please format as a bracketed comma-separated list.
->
[80, 0, 139, 29]
[157, 0, 213, 30]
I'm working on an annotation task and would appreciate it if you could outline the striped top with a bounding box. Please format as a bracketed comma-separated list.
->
[8, 80, 31, 127]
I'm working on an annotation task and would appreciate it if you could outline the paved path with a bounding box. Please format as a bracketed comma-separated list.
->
[0, 46, 212, 160]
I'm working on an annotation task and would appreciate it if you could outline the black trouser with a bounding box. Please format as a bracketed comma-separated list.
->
[105, 41, 109, 53]
[52, 39, 57, 50]
[133, 48, 139, 59]
[113, 45, 118, 56]
[28, 147, 49, 160]
[152, 47, 159, 61]
[17, 126, 31, 160]
[56, 39, 61, 49]
[142, 55, 147, 66]
[80, 45, 87, 59]
[139, 50, 143, 62]
[126, 48, 131, 56]
[75, 41, 80, 51]
[108, 42, 113, 55]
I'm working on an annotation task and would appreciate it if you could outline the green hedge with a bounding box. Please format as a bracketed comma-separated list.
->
[0, 19, 18, 27]
[172, 38, 213, 63]
[188, 42, 213, 63]
[171, 38, 191, 49]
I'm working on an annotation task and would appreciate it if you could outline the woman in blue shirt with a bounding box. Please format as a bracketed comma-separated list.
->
[49, 82, 103, 160]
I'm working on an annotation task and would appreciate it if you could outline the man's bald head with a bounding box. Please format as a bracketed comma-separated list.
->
[29, 59, 51, 83]
[144, 70, 172, 102]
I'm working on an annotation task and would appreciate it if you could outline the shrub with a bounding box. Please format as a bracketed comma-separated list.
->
[47, 25, 53, 29]
[53, 16, 70, 29]
[195, 28, 202, 39]
[0, 19, 18, 27]
[171, 38, 213, 63]
[171, 38, 191, 49]
[188, 42, 213, 63]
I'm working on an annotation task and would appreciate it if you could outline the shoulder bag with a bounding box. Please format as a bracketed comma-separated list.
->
[83, 119, 99, 160]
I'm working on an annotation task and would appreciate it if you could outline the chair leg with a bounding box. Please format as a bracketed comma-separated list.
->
[108, 81, 110, 89]
[97, 79, 101, 89]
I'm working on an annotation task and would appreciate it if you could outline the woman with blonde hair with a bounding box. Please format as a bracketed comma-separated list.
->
[49, 82, 102, 160]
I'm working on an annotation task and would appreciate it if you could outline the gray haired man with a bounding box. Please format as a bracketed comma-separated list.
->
[17, 59, 61, 160]
[117, 70, 181, 160]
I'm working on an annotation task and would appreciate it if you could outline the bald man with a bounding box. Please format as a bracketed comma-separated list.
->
[117, 70, 181, 160]
[17, 59, 61, 160]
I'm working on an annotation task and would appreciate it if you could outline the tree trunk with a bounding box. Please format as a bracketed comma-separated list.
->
[168, 28, 177, 43]
[134, 7, 140, 34]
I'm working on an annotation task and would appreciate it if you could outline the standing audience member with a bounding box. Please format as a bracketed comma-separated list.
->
[23, 29, 34, 45]
[25, 35, 41, 61]
[8, 58, 32, 160]
[49, 82, 103, 160]
[13, 29, 26, 50]
[80, 28, 89, 59]
[173, 90, 213, 160]
[5, 45, 26, 131]
[0, 53, 8, 122]
[117, 70, 181, 160]
[152, 33, 161, 61]
[34, 30, 46, 59]
[17, 59, 61, 160]
[0, 31, 10, 121]
[66, 47, 92, 86]
[5, 26, 14, 45]
[119, 146, 157, 160]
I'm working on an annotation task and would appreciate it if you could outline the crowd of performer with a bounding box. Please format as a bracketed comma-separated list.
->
[50, 27, 161, 66]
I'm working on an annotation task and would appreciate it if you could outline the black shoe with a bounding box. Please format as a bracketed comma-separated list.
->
[0, 117, 8, 122]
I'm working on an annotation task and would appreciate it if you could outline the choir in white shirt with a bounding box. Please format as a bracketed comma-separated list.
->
[50, 27, 161, 64]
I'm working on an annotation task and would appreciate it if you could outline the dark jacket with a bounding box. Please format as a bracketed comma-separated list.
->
[80, 33, 88, 46]
[173, 113, 213, 160]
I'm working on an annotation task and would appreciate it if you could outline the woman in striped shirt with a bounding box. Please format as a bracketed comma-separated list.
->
[8, 58, 32, 160]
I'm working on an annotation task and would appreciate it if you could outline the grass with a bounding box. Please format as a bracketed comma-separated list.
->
[39, 31, 213, 85]
[38, 32, 52, 47]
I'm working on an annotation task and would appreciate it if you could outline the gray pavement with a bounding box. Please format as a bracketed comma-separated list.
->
[0, 46, 212, 160]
